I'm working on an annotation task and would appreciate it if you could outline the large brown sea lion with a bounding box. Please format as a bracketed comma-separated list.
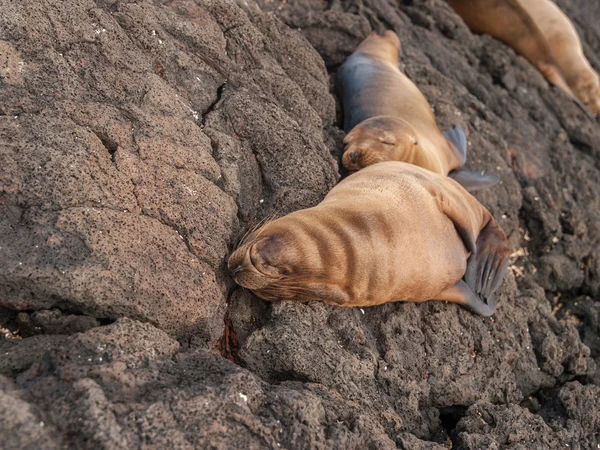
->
[336, 31, 499, 192]
[228, 162, 510, 316]
[447, 0, 600, 117]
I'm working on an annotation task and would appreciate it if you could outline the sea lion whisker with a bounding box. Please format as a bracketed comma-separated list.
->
[252, 213, 280, 239]
[237, 212, 279, 247]
[237, 219, 264, 246]
[258, 280, 315, 298]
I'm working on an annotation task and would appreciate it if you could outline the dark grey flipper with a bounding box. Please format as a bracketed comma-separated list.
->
[449, 169, 500, 192]
[444, 124, 500, 192]
[452, 279, 497, 317]
[464, 220, 510, 302]
[453, 223, 477, 255]
[443, 124, 468, 166]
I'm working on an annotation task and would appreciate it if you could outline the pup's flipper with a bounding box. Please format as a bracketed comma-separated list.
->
[444, 124, 468, 166]
[435, 279, 496, 316]
[449, 169, 500, 192]
[464, 218, 510, 301]
[433, 190, 478, 255]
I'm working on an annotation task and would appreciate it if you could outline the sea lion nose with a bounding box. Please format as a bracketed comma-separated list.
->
[349, 152, 359, 163]
[230, 265, 243, 276]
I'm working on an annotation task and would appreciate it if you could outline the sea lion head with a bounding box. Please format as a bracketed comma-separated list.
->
[228, 217, 350, 304]
[227, 219, 311, 300]
[342, 116, 420, 172]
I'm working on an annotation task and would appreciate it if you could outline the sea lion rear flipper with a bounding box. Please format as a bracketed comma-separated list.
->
[443, 125, 468, 166]
[572, 95, 595, 120]
[464, 218, 510, 300]
[449, 169, 500, 192]
[542, 66, 595, 120]
[435, 280, 496, 316]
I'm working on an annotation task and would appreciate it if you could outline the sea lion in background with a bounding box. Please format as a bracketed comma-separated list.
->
[447, 0, 600, 117]
[228, 162, 510, 316]
[337, 31, 499, 192]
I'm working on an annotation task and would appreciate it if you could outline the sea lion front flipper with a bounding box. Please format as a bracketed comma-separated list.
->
[443, 124, 468, 166]
[433, 190, 478, 255]
[435, 280, 496, 316]
[449, 169, 500, 192]
[464, 218, 510, 300]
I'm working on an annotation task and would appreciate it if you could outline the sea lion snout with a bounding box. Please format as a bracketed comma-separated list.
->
[227, 232, 293, 291]
[342, 145, 383, 171]
[228, 248, 270, 290]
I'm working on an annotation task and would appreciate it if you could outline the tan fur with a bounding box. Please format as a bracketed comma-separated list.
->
[338, 31, 464, 174]
[228, 162, 503, 308]
[448, 0, 600, 115]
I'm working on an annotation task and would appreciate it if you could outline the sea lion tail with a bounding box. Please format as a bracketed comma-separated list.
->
[443, 124, 468, 166]
[464, 218, 510, 304]
[449, 169, 500, 192]
[382, 30, 401, 55]
[361, 30, 402, 58]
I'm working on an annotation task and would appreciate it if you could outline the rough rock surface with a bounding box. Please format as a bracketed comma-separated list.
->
[1, 0, 599, 448]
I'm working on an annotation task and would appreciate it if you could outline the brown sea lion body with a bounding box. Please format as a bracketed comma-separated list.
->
[228, 162, 510, 316]
[447, 0, 600, 116]
[337, 31, 498, 191]
[337, 31, 464, 174]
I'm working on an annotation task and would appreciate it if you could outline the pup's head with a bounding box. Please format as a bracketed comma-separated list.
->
[342, 116, 420, 172]
[228, 217, 349, 305]
[228, 220, 309, 300]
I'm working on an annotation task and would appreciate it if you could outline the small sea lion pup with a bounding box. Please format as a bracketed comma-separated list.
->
[228, 162, 510, 316]
[447, 0, 600, 117]
[336, 30, 499, 192]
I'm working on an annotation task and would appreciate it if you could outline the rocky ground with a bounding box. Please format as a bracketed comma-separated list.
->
[1, 0, 600, 448]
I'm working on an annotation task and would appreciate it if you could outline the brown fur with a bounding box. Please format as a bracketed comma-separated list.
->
[228, 162, 509, 313]
[447, 0, 600, 115]
[337, 31, 464, 174]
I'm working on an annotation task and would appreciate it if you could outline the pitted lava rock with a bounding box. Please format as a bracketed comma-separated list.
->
[0, 0, 599, 448]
